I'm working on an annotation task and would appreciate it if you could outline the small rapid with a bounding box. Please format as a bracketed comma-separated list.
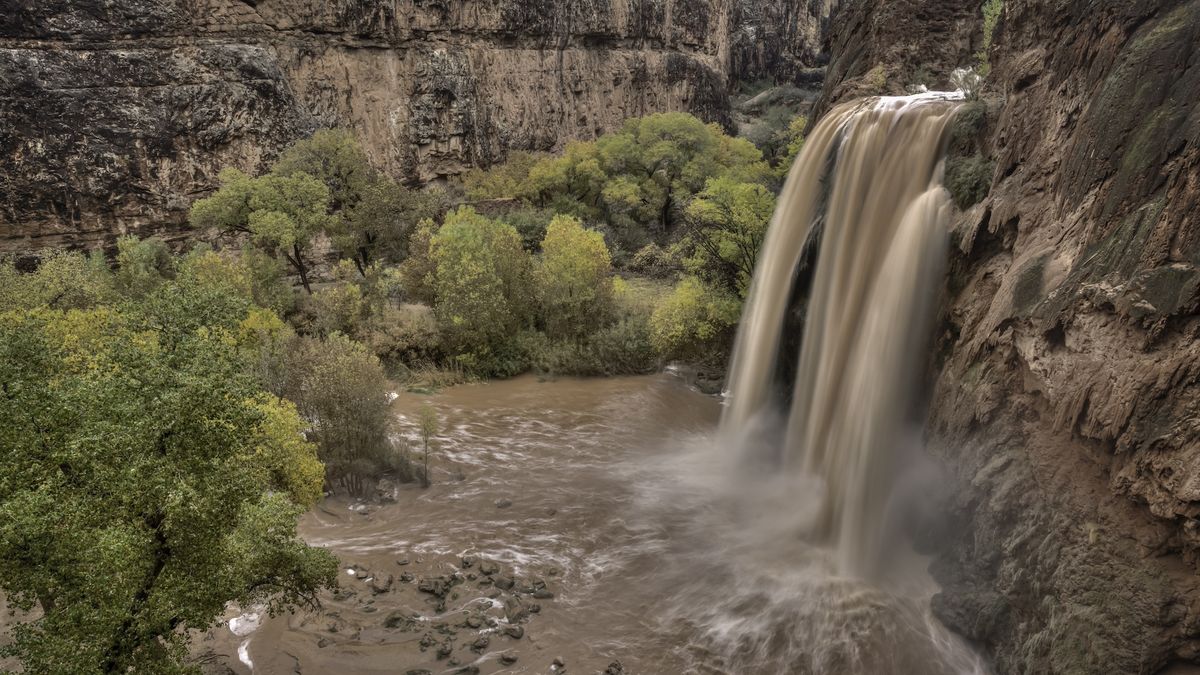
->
[211, 372, 981, 674]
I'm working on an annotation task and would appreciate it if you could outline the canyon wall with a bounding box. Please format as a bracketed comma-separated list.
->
[816, 0, 1200, 672]
[4, 0, 832, 253]
[729, 0, 837, 86]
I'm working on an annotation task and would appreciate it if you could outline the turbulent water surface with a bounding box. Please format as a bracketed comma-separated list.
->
[207, 374, 982, 674]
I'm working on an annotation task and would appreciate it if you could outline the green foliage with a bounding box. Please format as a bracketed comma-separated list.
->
[239, 245, 297, 315]
[649, 276, 741, 364]
[535, 215, 615, 339]
[431, 207, 532, 374]
[462, 113, 771, 253]
[189, 168, 333, 293]
[359, 303, 443, 369]
[525, 317, 656, 377]
[461, 151, 542, 201]
[279, 333, 401, 496]
[397, 218, 439, 304]
[114, 236, 174, 298]
[945, 153, 996, 209]
[628, 243, 683, 278]
[774, 115, 809, 175]
[0, 250, 113, 312]
[417, 405, 438, 487]
[0, 289, 335, 673]
[684, 176, 775, 297]
[949, 100, 989, 154]
[978, 0, 1004, 74]
[296, 283, 367, 337]
[272, 128, 374, 212]
[498, 206, 557, 252]
[334, 179, 447, 273]
[740, 105, 802, 165]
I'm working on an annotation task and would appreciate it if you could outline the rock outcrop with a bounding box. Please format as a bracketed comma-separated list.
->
[810, 0, 980, 120]
[3, 0, 805, 253]
[817, 0, 1200, 672]
[730, 0, 838, 86]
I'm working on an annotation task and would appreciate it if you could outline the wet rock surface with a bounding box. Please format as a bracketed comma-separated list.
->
[814, 0, 1200, 672]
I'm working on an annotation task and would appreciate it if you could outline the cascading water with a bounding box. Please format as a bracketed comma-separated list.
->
[723, 92, 962, 577]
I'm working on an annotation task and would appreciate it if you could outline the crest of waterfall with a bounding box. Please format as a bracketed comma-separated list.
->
[721, 92, 963, 577]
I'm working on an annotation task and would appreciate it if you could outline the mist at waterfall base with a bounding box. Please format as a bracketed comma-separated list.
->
[653, 92, 988, 673]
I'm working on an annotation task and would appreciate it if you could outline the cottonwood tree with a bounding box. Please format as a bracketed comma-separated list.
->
[535, 215, 615, 339]
[190, 168, 333, 294]
[431, 207, 532, 374]
[683, 175, 776, 297]
[272, 128, 373, 213]
[334, 179, 446, 275]
[0, 255, 337, 673]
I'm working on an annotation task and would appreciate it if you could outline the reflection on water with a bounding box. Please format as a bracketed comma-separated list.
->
[224, 374, 981, 674]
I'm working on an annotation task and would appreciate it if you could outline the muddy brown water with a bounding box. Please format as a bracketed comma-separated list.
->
[196, 373, 981, 675]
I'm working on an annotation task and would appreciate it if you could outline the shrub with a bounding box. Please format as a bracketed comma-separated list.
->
[280, 334, 406, 496]
[431, 207, 532, 373]
[628, 243, 683, 278]
[978, 0, 1004, 74]
[649, 276, 741, 364]
[950, 67, 984, 101]
[945, 153, 996, 209]
[359, 303, 443, 367]
[535, 214, 615, 339]
[295, 283, 366, 337]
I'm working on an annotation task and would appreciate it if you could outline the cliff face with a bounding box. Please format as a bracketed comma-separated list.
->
[729, 0, 837, 85]
[817, 0, 1200, 672]
[1, 0, 786, 253]
[810, 0, 980, 119]
[933, 2, 1200, 672]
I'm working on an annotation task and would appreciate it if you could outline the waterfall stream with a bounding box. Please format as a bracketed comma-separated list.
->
[722, 92, 963, 577]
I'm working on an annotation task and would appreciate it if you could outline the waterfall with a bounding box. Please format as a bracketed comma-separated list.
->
[721, 92, 962, 577]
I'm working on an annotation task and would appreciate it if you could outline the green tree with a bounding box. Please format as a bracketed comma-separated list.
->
[461, 151, 542, 201]
[535, 215, 615, 339]
[272, 128, 373, 212]
[431, 207, 532, 373]
[279, 334, 398, 496]
[684, 176, 776, 297]
[397, 218, 439, 304]
[334, 179, 446, 275]
[462, 112, 771, 253]
[114, 236, 174, 298]
[190, 168, 333, 294]
[773, 115, 809, 175]
[0, 250, 113, 312]
[595, 113, 768, 233]
[0, 302, 336, 673]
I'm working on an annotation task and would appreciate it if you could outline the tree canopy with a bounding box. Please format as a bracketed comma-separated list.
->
[0, 254, 337, 673]
[430, 207, 532, 373]
[536, 214, 615, 339]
